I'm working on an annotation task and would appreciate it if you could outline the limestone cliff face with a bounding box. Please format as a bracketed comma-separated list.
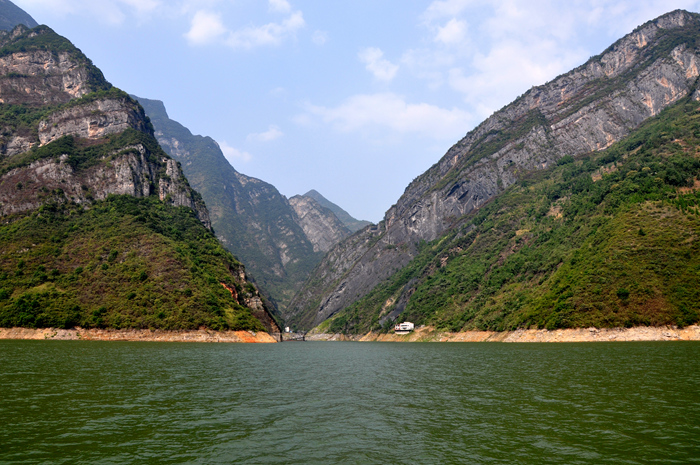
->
[0, 25, 210, 228]
[289, 9, 700, 329]
[0, 25, 109, 106]
[0, 146, 211, 229]
[38, 97, 150, 145]
[289, 195, 350, 253]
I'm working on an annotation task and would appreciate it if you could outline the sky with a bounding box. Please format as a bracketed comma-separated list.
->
[12, 0, 700, 222]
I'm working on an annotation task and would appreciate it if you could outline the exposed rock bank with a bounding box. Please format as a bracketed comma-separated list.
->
[0, 327, 277, 343]
[307, 325, 700, 342]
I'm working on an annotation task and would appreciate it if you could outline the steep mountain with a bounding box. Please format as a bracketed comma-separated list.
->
[0, 0, 37, 31]
[290, 9, 700, 331]
[303, 189, 371, 233]
[320, 98, 700, 334]
[0, 24, 277, 333]
[134, 97, 322, 313]
[288, 194, 350, 253]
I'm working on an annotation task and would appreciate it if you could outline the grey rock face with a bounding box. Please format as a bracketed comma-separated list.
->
[0, 26, 210, 229]
[303, 189, 371, 233]
[0, 144, 211, 228]
[289, 9, 700, 329]
[38, 98, 150, 145]
[0, 49, 94, 105]
[288, 195, 350, 253]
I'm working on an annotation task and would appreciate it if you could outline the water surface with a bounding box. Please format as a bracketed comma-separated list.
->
[1, 341, 699, 464]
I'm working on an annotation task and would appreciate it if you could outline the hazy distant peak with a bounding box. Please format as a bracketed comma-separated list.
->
[0, 0, 38, 31]
[303, 189, 371, 233]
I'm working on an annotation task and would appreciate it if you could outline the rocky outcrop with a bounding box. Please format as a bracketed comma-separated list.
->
[38, 97, 150, 145]
[289, 194, 350, 253]
[0, 144, 211, 228]
[0, 26, 110, 106]
[290, 9, 700, 329]
[304, 189, 371, 233]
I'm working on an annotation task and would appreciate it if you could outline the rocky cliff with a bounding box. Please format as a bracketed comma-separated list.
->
[289, 9, 700, 330]
[303, 189, 371, 233]
[134, 96, 323, 314]
[0, 19, 275, 334]
[288, 194, 350, 253]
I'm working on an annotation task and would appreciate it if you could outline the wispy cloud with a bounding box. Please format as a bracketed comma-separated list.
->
[435, 18, 467, 44]
[301, 93, 472, 140]
[184, 10, 227, 45]
[184, 6, 305, 50]
[226, 11, 305, 49]
[218, 140, 252, 164]
[247, 125, 284, 142]
[268, 0, 291, 14]
[312, 30, 328, 45]
[358, 47, 399, 82]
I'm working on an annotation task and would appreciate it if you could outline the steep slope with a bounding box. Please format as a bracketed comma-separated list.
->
[0, 24, 277, 333]
[290, 9, 700, 330]
[134, 97, 322, 313]
[303, 189, 371, 233]
[288, 194, 350, 253]
[0, 0, 37, 31]
[320, 98, 700, 334]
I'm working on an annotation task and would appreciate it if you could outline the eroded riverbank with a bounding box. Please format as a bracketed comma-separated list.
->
[306, 325, 700, 342]
[0, 327, 277, 343]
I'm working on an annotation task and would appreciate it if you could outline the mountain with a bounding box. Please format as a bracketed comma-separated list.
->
[0, 24, 278, 334]
[303, 189, 371, 233]
[288, 194, 350, 253]
[290, 9, 700, 332]
[134, 97, 324, 314]
[0, 0, 37, 31]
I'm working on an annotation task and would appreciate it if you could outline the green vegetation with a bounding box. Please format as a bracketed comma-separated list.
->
[0, 195, 265, 331]
[136, 97, 321, 315]
[328, 97, 700, 334]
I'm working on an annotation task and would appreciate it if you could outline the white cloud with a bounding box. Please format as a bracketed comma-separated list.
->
[423, 0, 472, 21]
[247, 125, 284, 142]
[448, 39, 587, 118]
[268, 0, 291, 14]
[435, 18, 467, 44]
[302, 93, 472, 140]
[218, 140, 252, 164]
[358, 47, 399, 82]
[184, 10, 227, 45]
[226, 10, 305, 50]
[312, 30, 328, 45]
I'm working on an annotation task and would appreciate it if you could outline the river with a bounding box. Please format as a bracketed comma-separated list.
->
[1, 340, 699, 464]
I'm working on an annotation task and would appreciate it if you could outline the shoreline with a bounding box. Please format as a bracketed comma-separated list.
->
[306, 325, 700, 342]
[0, 327, 278, 343]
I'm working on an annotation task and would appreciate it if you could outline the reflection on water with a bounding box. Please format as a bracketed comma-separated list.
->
[1, 340, 699, 464]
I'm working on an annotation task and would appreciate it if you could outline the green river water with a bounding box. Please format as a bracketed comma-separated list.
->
[1, 340, 699, 464]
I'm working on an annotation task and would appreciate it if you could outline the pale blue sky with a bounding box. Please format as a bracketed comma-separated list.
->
[13, 0, 700, 222]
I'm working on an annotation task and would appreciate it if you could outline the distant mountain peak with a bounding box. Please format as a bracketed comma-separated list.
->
[302, 189, 371, 233]
[0, 0, 38, 31]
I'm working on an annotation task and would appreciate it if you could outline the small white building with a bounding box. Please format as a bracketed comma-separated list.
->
[394, 321, 415, 332]
[285, 327, 291, 333]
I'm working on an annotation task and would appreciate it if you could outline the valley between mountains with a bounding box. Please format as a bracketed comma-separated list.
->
[0, 3, 698, 340]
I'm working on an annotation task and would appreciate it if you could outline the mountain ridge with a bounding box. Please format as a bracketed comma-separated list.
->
[289, 9, 700, 331]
